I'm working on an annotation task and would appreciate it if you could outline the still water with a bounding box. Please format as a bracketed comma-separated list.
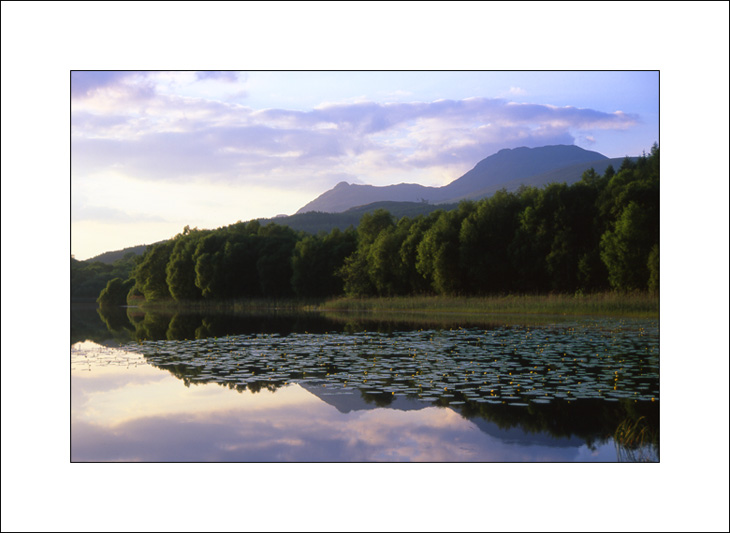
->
[71, 305, 659, 462]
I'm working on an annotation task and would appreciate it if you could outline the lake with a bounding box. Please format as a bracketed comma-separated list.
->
[71, 305, 659, 462]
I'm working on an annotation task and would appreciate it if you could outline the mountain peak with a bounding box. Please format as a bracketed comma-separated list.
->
[296, 144, 612, 214]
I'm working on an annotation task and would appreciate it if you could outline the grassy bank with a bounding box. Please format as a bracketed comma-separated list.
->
[131, 292, 658, 319]
[319, 292, 659, 319]
[129, 297, 322, 313]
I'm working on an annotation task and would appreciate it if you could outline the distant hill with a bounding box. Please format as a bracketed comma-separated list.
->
[85, 243, 155, 264]
[445, 156, 635, 203]
[258, 200, 457, 234]
[296, 145, 617, 214]
[296, 182, 441, 214]
[83, 203, 453, 265]
[82, 145, 633, 261]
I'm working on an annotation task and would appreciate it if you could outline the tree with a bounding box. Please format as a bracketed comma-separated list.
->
[459, 192, 521, 294]
[291, 228, 356, 297]
[193, 234, 225, 299]
[166, 232, 204, 301]
[600, 201, 655, 291]
[417, 208, 467, 295]
[339, 210, 395, 296]
[133, 241, 173, 301]
[647, 244, 659, 294]
[97, 277, 134, 308]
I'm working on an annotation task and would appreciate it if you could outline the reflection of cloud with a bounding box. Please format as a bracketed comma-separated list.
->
[71, 382, 613, 462]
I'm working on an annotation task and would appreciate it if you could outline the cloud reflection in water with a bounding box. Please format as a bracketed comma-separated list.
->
[72, 349, 616, 462]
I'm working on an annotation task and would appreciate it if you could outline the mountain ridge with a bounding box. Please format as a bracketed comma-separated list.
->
[296, 144, 612, 214]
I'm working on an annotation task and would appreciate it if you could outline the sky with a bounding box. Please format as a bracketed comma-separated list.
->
[71, 70, 658, 260]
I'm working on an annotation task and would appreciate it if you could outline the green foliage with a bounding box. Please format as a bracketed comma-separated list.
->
[166, 230, 205, 300]
[647, 244, 659, 294]
[97, 277, 134, 308]
[193, 233, 226, 299]
[255, 224, 299, 297]
[291, 228, 357, 297]
[71, 252, 141, 300]
[133, 241, 174, 301]
[460, 192, 522, 293]
[417, 209, 467, 295]
[339, 210, 396, 296]
[82, 144, 659, 305]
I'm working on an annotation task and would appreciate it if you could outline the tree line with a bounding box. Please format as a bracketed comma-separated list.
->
[72, 252, 140, 301]
[96, 143, 659, 307]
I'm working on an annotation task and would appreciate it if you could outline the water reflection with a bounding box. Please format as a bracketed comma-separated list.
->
[72, 343, 622, 462]
[75, 304, 584, 346]
[72, 323, 659, 462]
[73, 306, 659, 461]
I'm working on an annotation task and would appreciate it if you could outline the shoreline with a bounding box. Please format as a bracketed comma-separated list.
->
[110, 291, 658, 320]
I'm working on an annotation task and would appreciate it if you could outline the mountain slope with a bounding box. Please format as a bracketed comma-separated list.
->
[260, 200, 457, 234]
[436, 145, 607, 201]
[297, 145, 612, 214]
[445, 156, 633, 203]
[85, 243, 152, 264]
[296, 181, 440, 214]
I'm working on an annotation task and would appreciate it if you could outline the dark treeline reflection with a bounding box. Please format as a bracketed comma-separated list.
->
[79, 306, 338, 344]
[80, 304, 540, 344]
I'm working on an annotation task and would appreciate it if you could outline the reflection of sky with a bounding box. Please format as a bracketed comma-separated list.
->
[72, 342, 619, 462]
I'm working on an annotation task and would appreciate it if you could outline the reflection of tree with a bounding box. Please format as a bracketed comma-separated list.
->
[360, 390, 395, 407]
[96, 306, 131, 331]
[72, 304, 130, 345]
[133, 311, 171, 341]
[133, 335, 658, 447]
[458, 397, 658, 448]
[94, 306, 135, 344]
[166, 313, 201, 340]
[83, 308, 659, 456]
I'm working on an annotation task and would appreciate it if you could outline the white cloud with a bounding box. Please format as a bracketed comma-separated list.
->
[70, 73, 647, 256]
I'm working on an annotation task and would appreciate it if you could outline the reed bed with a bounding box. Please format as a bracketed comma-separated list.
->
[132, 292, 658, 319]
[319, 292, 659, 318]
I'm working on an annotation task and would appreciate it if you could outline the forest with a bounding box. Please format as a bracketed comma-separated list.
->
[90, 144, 659, 308]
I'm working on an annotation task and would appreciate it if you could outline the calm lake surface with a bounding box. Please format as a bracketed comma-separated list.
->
[71, 305, 659, 462]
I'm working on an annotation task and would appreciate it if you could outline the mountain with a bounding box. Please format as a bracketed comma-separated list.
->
[301, 384, 587, 448]
[84, 243, 153, 264]
[297, 181, 440, 214]
[444, 156, 634, 203]
[258, 200, 457, 234]
[296, 145, 614, 214]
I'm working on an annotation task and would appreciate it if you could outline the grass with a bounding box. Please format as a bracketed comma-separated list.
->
[131, 292, 658, 319]
[614, 415, 659, 462]
[130, 297, 321, 313]
[319, 292, 659, 319]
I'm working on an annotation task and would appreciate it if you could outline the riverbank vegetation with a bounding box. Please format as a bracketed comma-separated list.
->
[81, 144, 659, 315]
[321, 292, 658, 318]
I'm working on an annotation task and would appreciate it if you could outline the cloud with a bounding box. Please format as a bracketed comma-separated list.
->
[195, 71, 242, 83]
[71, 71, 156, 101]
[72, 79, 641, 192]
[71, 71, 132, 98]
[72, 201, 167, 224]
